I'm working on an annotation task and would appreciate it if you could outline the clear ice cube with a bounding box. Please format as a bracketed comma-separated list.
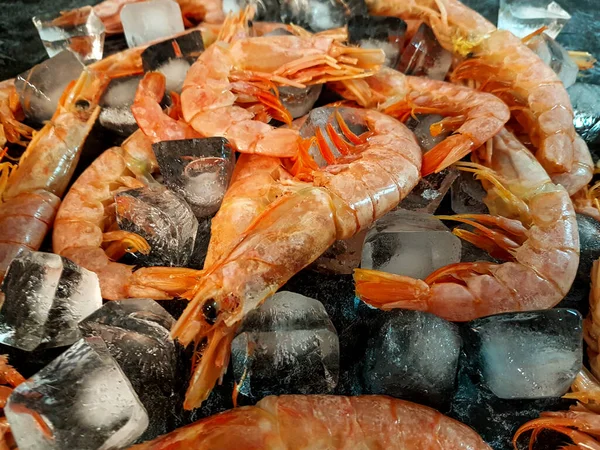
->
[451, 170, 489, 214]
[362, 310, 461, 407]
[5, 337, 148, 450]
[115, 186, 199, 266]
[361, 209, 462, 279]
[152, 137, 235, 219]
[99, 75, 141, 136]
[33, 6, 106, 63]
[231, 291, 339, 402]
[279, 0, 367, 32]
[79, 299, 183, 441]
[568, 83, 600, 146]
[0, 251, 102, 352]
[497, 0, 571, 40]
[398, 23, 452, 80]
[279, 84, 323, 119]
[470, 309, 583, 399]
[348, 16, 407, 68]
[221, 0, 281, 22]
[121, 0, 185, 49]
[15, 50, 85, 124]
[526, 33, 578, 88]
[311, 230, 367, 274]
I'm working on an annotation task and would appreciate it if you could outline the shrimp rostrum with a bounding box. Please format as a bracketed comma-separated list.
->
[355, 128, 579, 322]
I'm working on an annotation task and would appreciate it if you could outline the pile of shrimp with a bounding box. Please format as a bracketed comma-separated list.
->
[0, 0, 598, 448]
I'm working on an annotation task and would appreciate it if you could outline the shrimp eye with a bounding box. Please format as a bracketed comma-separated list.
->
[202, 299, 219, 325]
[75, 99, 91, 110]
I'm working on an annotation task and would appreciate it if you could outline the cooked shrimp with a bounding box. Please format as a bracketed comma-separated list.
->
[355, 128, 579, 321]
[332, 67, 510, 175]
[365, 0, 593, 195]
[52, 130, 202, 300]
[169, 107, 421, 408]
[0, 356, 24, 450]
[585, 259, 600, 379]
[571, 169, 600, 222]
[130, 395, 491, 450]
[0, 80, 34, 148]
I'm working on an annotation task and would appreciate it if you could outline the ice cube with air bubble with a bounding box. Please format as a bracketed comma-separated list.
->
[231, 291, 340, 403]
[0, 250, 102, 352]
[99, 75, 141, 136]
[115, 185, 199, 266]
[526, 32, 578, 88]
[398, 23, 452, 80]
[153, 137, 235, 219]
[311, 230, 367, 274]
[361, 209, 462, 279]
[568, 83, 600, 146]
[279, 0, 368, 32]
[348, 16, 407, 68]
[15, 50, 85, 124]
[121, 0, 185, 49]
[5, 337, 149, 450]
[221, 0, 281, 22]
[451, 170, 489, 215]
[497, 0, 571, 40]
[279, 84, 323, 119]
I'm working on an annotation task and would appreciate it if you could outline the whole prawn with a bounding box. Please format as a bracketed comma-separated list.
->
[355, 128, 579, 321]
[366, 0, 593, 195]
[129, 395, 491, 450]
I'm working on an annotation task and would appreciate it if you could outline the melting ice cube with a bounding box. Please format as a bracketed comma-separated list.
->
[568, 83, 600, 146]
[279, 0, 367, 32]
[451, 170, 489, 214]
[469, 309, 583, 399]
[398, 23, 452, 80]
[311, 230, 367, 274]
[231, 291, 339, 402]
[99, 75, 141, 136]
[279, 84, 323, 119]
[0, 251, 102, 352]
[361, 209, 462, 279]
[575, 213, 600, 283]
[498, 0, 571, 39]
[121, 0, 185, 48]
[5, 337, 148, 450]
[221, 0, 281, 21]
[15, 50, 85, 124]
[115, 185, 199, 266]
[348, 16, 407, 68]
[33, 6, 105, 63]
[526, 33, 578, 88]
[152, 137, 235, 219]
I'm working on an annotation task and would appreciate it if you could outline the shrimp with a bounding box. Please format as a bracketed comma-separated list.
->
[52, 130, 202, 300]
[0, 356, 24, 450]
[365, 0, 593, 195]
[585, 259, 600, 380]
[130, 395, 491, 450]
[0, 80, 34, 148]
[571, 170, 600, 222]
[354, 128, 579, 322]
[332, 67, 510, 175]
[169, 107, 421, 408]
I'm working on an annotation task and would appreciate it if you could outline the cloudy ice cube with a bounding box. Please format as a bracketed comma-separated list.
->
[451, 170, 489, 214]
[568, 83, 600, 146]
[222, 0, 281, 21]
[121, 0, 185, 49]
[33, 6, 105, 63]
[99, 75, 141, 136]
[231, 291, 339, 402]
[526, 33, 578, 88]
[15, 50, 84, 123]
[279, 84, 323, 119]
[79, 299, 183, 441]
[6, 337, 148, 450]
[153, 137, 235, 219]
[575, 213, 600, 283]
[470, 309, 583, 399]
[362, 310, 461, 407]
[279, 0, 367, 32]
[0, 251, 102, 352]
[348, 16, 407, 68]
[498, 0, 571, 40]
[361, 209, 462, 279]
[398, 23, 452, 80]
[310, 230, 367, 274]
[115, 185, 199, 266]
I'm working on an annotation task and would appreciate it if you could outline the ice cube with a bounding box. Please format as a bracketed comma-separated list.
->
[575, 213, 600, 282]
[231, 291, 339, 402]
[115, 186, 199, 266]
[279, 0, 368, 32]
[279, 84, 323, 119]
[526, 33, 578, 88]
[188, 217, 213, 270]
[33, 6, 105, 63]
[568, 83, 600, 146]
[15, 50, 85, 124]
[469, 309, 583, 399]
[0, 251, 102, 352]
[310, 230, 367, 274]
[5, 337, 148, 450]
[348, 16, 407, 68]
[121, 0, 185, 49]
[398, 23, 452, 80]
[406, 114, 448, 152]
[99, 75, 141, 136]
[221, 0, 281, 21]
[79, 299, 184, 441]
[451, 170, 489, 214]
[362, 310, 461, 407]
[361, 209, 462, 279]
[152, 137, 235, 219]
[498, 0, 571, 40]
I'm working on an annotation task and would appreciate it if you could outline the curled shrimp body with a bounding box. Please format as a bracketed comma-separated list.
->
[0, 80, 34, 148]
[365, 0, 593, 195]
[355, 128, 579, 322]
[130, 395, 491, 450]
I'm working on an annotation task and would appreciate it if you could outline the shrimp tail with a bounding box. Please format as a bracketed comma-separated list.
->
[353, 268, 430, 309]
[513, 415, 600, 450]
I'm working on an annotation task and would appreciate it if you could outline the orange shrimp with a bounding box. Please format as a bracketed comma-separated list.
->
[0, 80, 34, 148]
[585, 259, 600, 380]
[355, 128, 579, 322]
[130, 395, 491, 450]
[366, 0, 593, 195]
[0, 356, 24, 450]
[169, 107, 421, 408]
[571, 166, 600, 222]
[332, 67, 511, 175]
